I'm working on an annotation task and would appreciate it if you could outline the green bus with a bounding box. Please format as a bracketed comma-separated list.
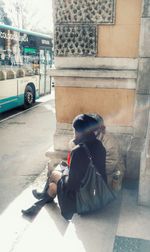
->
[0, 24, 53, 113]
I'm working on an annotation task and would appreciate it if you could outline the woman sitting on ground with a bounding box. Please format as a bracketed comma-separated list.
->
[22, 114, 107, 219]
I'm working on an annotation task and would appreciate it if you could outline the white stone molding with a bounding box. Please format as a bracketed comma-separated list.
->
[49, 69, 137, 79]
[54, 57, 138, 70]
[54, 76, 136, 89]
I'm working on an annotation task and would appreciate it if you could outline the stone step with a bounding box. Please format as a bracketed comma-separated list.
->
[1, 172, 150, 252]
[10, 195, 122, 252]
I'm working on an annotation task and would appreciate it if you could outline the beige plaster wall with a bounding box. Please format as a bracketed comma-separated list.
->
[55, 86, 135, 126]
[98, 0, 142, 57]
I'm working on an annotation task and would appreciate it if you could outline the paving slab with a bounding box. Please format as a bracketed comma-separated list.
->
[116, 186, 150, 241]
[113, 181, 150, 252]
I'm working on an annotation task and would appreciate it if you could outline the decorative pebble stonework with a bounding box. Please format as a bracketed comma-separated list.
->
[55, 0, 115, 24]
[55, 24, 97, 56]
[54, 0, 115, 56]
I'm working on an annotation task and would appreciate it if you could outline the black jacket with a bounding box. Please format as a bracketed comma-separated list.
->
[66, 134, 107, 191]
[57, 133, 106, 219]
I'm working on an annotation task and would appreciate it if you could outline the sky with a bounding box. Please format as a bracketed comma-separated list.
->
[3, 0, 54, 34]
[28, 0, 53, 32]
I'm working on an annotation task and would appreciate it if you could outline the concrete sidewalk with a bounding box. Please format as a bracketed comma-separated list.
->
[1, 169, 150, 252]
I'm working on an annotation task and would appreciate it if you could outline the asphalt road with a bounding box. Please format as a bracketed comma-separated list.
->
[0, 94, 56, 214]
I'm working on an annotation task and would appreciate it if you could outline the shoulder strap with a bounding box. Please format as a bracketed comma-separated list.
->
[81, 144, 94, 166]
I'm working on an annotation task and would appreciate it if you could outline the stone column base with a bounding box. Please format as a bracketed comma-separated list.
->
[138, 151, 150, 207]
[126, 137, 145, 179]
[45, 146, 68, 168]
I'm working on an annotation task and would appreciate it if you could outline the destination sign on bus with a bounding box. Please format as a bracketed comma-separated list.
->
[0, 31, 28, 42]
[41, 39, 50, 45]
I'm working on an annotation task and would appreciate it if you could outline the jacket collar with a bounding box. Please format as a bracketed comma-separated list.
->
[73, 132, 96, 145]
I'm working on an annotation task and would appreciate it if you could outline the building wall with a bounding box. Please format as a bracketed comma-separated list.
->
[55, 86, 135, 126]
[54, 0, 141, 128]
[50, 0, 149, 184]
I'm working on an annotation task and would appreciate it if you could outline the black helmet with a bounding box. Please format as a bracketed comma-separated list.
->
[88, 113, 104, 126]
[72, 114, 99, 133]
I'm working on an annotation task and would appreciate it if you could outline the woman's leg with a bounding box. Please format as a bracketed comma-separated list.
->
[32, 164, 63, 200]
[47, 182, 57, 198]
[47, 170, 63, 198]
[22, 171, 62, 216]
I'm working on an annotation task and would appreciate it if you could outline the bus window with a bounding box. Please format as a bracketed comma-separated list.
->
[45, 50, 52, 94]
[39, 49, 45, 95]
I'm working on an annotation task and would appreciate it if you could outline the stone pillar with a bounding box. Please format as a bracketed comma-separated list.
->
[139, 111, 150, 206]
[49, 0, 147, 184]
[126, 0, 150, 181]
[137, 0, 150, 206]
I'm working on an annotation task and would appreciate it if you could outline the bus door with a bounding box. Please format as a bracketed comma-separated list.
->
[39, 49, 46, 95]
[39, 49, 52, 95]
[45, 50, 52, 94]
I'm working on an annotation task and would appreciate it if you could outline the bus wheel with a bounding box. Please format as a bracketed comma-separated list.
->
[24, 85, 35, 109]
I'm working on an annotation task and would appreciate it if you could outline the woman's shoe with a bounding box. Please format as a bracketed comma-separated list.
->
[32, 179, 49, 200]
[42, 193, 54, 203]
[21, 204, 40, 216]
[21, 195, 53, 216]
[32, 189, 45, 200]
